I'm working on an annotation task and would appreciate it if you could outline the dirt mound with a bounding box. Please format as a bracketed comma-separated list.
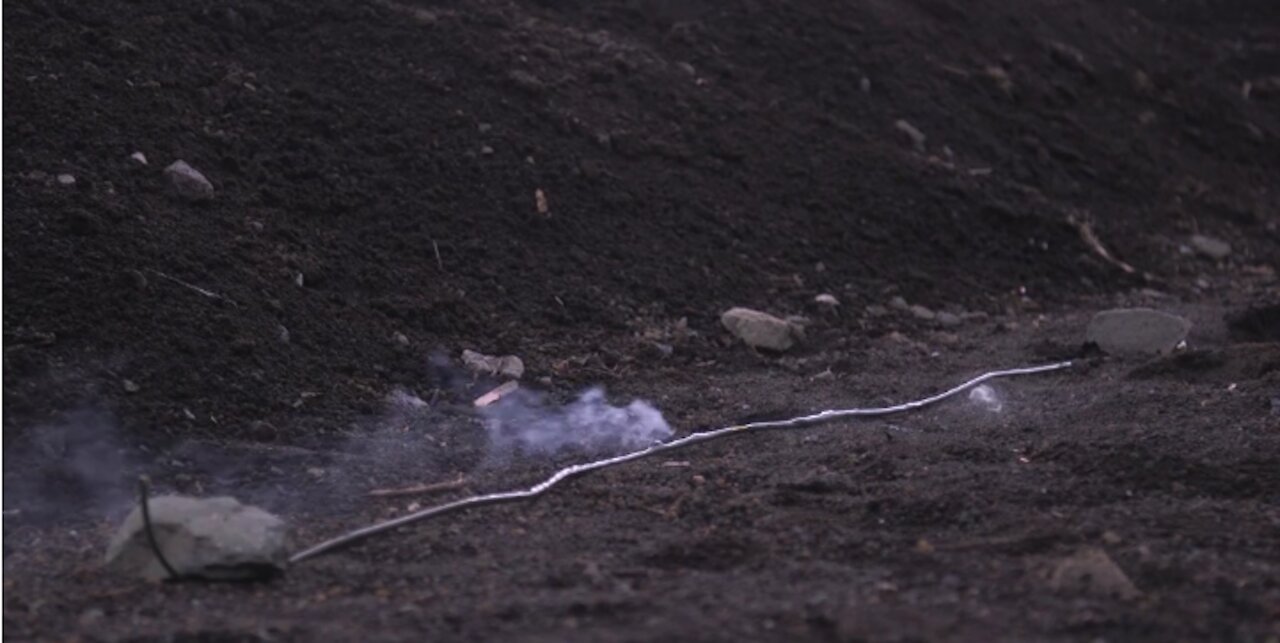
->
[6, 0, 1275, 440]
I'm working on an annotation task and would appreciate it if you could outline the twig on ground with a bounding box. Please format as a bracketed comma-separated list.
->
[474, 381, 519, 407]
[138, 477, 180, 581]
[1068, 215, 1136, 274]
[368, 476, 468, 498]
[289, 361, 1074, 564]
[147, 269, 238, 306]
[432, 240, 444, 272]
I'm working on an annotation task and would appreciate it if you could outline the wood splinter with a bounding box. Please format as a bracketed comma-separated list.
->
[368, 475, 468, 498]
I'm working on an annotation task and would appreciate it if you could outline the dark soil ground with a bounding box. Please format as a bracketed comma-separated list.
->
[3, 0, 1279, 640]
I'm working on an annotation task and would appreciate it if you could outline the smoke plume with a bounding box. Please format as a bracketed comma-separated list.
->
[480, 386, 673, 457]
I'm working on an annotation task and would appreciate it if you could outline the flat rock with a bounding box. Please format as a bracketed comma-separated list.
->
[909, 304, 936, 321]
[720, 307, 798, 352]
[936, 311, 962, 328]
[105, 495, 288, 581]
[1189, 234, 1231, 260]
[1047, 547, 1140, 599]
[1086, 308, 1191, 355]
[164, 160, 214, 201]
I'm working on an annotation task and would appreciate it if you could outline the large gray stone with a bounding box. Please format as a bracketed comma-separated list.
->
[1086, 308, 1190, 356]
[1047, 547, 1140, 599]
[720, 307, 798, 352]
[105, 495, 288, 581]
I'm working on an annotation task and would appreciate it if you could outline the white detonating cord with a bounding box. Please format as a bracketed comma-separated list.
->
[289, 360, 1073, 563]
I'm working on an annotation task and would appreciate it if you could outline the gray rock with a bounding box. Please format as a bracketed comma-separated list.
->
[461, 349, 524, 379]
[104, 495, 288, 581]
[889, 296, 910, 311]
[509, 70, 545, 94]
[1189, 234, 1231, 260]
[909, 304, 936, 321]
[130, 151, 148, 166]
[720, 307, 798, 352]
[813, 293, 840, 309]
[56, 173, 77, 186]
[865, 304, 890, 317]
[1047, 548, 1140, 599]
[936, 311, 962, 328]
[164, 160, 214, 201]
[1086, 308, 1191, 355]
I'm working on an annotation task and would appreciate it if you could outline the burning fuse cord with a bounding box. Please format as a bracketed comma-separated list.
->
[290, 360, 1073, 564]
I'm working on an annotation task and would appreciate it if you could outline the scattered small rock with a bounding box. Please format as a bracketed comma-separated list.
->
[936, 311, 962, 328]
[908, 304, 936, 321]
[56, 173, 77, 186]
[1189, 234, 1231, 260]
[277, 325, 290, 344]
[480, 145, 494, 156]
[535, 188, 549, 216]
[865, 304, 890, 317]
[676, 62, 696, 76]
[104, 495, 288, 581]
[813, 294, 840, 314]
[122, 379, 140, 394]
[164, 160, 214, 201]
[129, 151, 148, 166]
[889, 296, 910, 311]
[509, 70, 545, 94]
[649, 342, 674, 359]
[894, 119, 927, 152]
[859, 76, 871, 93]
[984, 65, 1013, 95]
[1085, 308, 1191, 356]
[461, 349, 524, 379]
[1047, 41, 1094, 77]
[127, 269, 150, 290]
[1047, 547, 1140, 599]
[392, 331, 411, 348]
[720, 307, 800, 352]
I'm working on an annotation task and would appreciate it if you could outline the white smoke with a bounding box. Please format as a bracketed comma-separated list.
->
[480, 386, 673, 456]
